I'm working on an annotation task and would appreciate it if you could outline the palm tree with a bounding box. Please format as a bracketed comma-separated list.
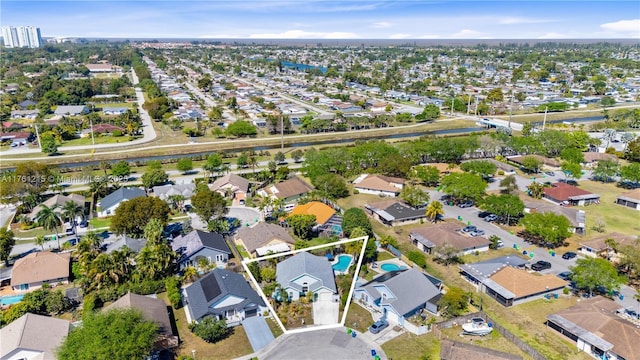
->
[62, 200, 84, 236]
[35, 204, 62, 249]
[83, 231, 102, 251]
[425, 201, 444, 223]
[35, 235, 46, 251]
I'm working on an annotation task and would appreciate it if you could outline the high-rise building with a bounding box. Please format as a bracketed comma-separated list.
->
[2, 26, 42, 48]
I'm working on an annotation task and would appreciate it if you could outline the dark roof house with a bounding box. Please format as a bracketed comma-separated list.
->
[365, 199, 427, 226]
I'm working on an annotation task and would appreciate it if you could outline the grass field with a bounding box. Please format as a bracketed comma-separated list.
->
[381, 332, 441, 360]
[62, 135, 136, 147]
[89, 217, 111, 229]
[573, 180, 640, 236]
[96, 102, 136, 109]
[344, 302, 373, 333]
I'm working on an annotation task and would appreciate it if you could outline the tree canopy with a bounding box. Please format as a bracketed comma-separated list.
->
[110, 196, 170, 237]
[341, 208, 373, 238]
[520, 212, 571, 247]
[190, 187, 228, 223]
[440, 172, 487, 201]
[570, 257, 626, 296]
[287, 214, 316, 240]
[481, 194, 524, 224]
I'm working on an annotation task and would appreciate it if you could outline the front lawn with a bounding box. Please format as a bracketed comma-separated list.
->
[89, 217, 111, 229]
[344, 302, 373, 333]
[574, 180, 640, 236]
[381, 332, 440, 360]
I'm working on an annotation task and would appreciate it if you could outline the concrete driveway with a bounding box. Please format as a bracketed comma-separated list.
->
[228, 206, 262, 227]
[242, 316, 275, 352]
[256, 328, 385, 360]
[312, 296, 339, 325]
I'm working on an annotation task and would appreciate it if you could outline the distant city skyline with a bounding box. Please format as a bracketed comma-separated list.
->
[1, 26, 42, 48]
[1, 1, 639, 40]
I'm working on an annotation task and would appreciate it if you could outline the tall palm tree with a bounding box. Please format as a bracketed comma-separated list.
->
[35, 235, 46, 251]
[425, 201, 444, 223]
[62, 200, 84, 237]
[83, 231, 102, 251]
[35, 204, 62, 249]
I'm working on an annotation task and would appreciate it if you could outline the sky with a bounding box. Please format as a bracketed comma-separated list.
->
[1, 1, 639, 39]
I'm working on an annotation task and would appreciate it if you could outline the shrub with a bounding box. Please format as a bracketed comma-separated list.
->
[189, 317, 232, 343]
[407, 250, 427, 268]
[166, 277, 182, 309]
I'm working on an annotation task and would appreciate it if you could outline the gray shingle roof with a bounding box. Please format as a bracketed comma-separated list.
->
[360, 268, 441, 317]
[366, 200, 426, 221]
[152, 183, 196, 200]
[99, 187, 146, 211]
[459, 256, 529, 281]
[0, 313, 70, 360]
[106, 235, 147, 254]
[103, 293, 176, 340]
[184, 268, 265, 321]
[171, 230, 231, 257]
[209, 173, 249, 194]
[276, 252, 337, 293]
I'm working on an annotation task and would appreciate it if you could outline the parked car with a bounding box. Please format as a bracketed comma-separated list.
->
[78, 220, 88, 228]
[545, 171, 555, 176]
[369, 319, 389, 334]
[484, 214, 498, 222]
[477, 211, 492, 218]
[470, 229, 485, 237]
[458, 200, 474, 208]
[559, 179, 579, 186]
[625, 309, 640, 319]
[562, 251, 577, 260]
[495, 240, 504, 248]
[462, 225, 477, 233]
[531, 260, 552, 271]
[557, 271, 572, 280]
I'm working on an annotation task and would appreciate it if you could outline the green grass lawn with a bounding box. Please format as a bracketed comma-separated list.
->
[381, 332, 440, 360]
[13, 226, 60, 239]
[344, 302, 373, 333]
[573, 180, 640, 236]
[89, 217, 111, 229]
[376, 250, 396, 262]
[236, 245, 250, 259]
[62, 136, 137, 147]
[96, 102, 136, 109]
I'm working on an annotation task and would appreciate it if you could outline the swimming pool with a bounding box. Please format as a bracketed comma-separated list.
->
[0, 294, 25, 306]
[332, 255, 353, 272]
[380, 263, 407, 272]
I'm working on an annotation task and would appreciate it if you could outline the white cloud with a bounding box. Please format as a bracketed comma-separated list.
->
[449, 29, 486, 38]
[373, 21, 392, 28]
[249, 30, 359, 39]
[417, 34, 442, 39]
[600, 19, 640, 34]
[537, 32, 570, 39]
[389, 33, 411, 39]
[498, 17, 557, 25]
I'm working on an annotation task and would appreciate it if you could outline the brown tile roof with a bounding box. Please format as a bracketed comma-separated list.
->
[543, 182, 598, 202]
[582, 152, 618, 163]
[367, 198, 401, 210]
[618, 188, 640, 202]
[10, 252, 70, 286]
[410, 222, 491, 251]
[91, 123, 125, 134]
[440, 339, 523, 360]
[209, 173, 249, 194]
[265, 176, 313, 199]
[579, 232, 638, 251]
[354, 174, 404, 193]
[488, 267, 567, 299]
[290, 201, 336, 225]
[548, 296, 640, 360]
[510, 155, 560, 167]
[235, 222, 294, 254]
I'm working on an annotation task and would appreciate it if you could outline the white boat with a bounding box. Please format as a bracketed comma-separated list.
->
[462, 320, 493, 336]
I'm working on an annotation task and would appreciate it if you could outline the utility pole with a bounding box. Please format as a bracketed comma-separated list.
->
[474, 96, 478, 116]
[34, 123, 42, 149]
[280, 115, 284, 150]
[450, 97, 455, 116]
[90, 117, 95, 146]
[542, 106, 548, 131]
[466, 95, 471, 115]
[508, 94, 514, 129]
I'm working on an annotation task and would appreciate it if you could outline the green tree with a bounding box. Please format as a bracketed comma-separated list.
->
[486, 87, 504, 103]
[176, 158, 193, 174]
[417, 104, 440, 121]
[440, 172, 487, 202]
[592, 159, 619, 182]
[203, 153, 223, 179]
[35, 235, 46, 251]
[287, 214, 317, 240]
[236, 152, 249, 168]
[499, 175, 518, 195]
[143, 218, 165, 245]
[481, 194, 524, 225]
[624, 138, 640, 162]
[188, 317, 232, 343]
[0, 228, 15, 266]
[413, 165, 440, 187]
[438, 286, 471, 317]
[400, 185, 430, 208]
[489, 235, 502, 250]
[560, 148, 585, 164]
[460, 160, 497, 179]
[35, 204, 62, 249]
[141, 168, 168, 190]
[425, 201, 444, 223]
[521, 156, 542, 173]
[111, 161, 131, 178]
[561, 161, 582, 180]
[520, 212, 572, 247]
[341, 208, 373, 238]
[225, 120, 257, 137]
[526, 182, 546, 199]
[291, 149, 304, 163]
[57, 309, 158, 360]
[41, 132, 58, 155]
[274, 151, 286, 164]
[312, 173, 349, 199]
[570, 258, 626, 296]
[620, 163, 640, 184]
[248, 261, 262, 283]
[110, 196, 170, 237]
[191, 186, 228, 223]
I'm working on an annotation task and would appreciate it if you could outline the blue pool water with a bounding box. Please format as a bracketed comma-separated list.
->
[0, 294, 25, 306]
[332, 255, 353, 272]
[380, 263, 407, 272]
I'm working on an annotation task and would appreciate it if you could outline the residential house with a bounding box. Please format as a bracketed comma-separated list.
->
[276, 252, 337, 302]
[28, 193, 85, 221]
[578, 233, 637, 260]
[103, 293, 179, 350]
[352, 174, 405, 197]
[582, 152, 618, 167]
[289, 201, 340, 231]
[1, 122, 26, 130]
[11, 252, 71, 292]
[17, 99, 37, 110]
[410, 222, 491, 255]
[54, 105, 89, 116]
[105, 235, 148, 254]
[440, 339, 523, 360]
[524, 201, 586, 234]
[234, 222, 295, 258]
[460, 259, 567, 307]
[87, 123, 125, 135]
[0, 131, 34, 146]
[171, 230, 231, 270]
[365, 199, 427, 226]
[543, 182, 600, 206]
[10, 110, 37, 119]
[209, 173, 249, 201]
[102, 107, 129, 115]
[354, 268, 443, 328]
[84, 63, 117, 73]
[97, 187, 146, 217]
[182, 268, 268, 326]
[257, 176, 313, 205]
[615, 189, 640, 211]
[152, 183, 196, 202]
[546, 296, 640, 360]
[509, 155, 560, 169]
[0, 313, 70, 360]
